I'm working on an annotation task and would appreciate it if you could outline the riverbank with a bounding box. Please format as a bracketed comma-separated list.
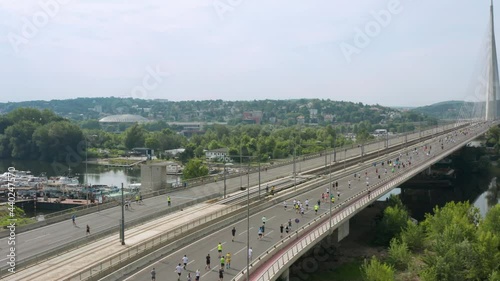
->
[83, 157, 146, 167]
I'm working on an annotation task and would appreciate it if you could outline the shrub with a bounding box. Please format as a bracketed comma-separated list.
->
[387, 238, 411, 270]
[361, 256, 395, 281]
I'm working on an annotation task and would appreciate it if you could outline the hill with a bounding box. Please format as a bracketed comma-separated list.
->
[411, 100, 477, 120]
[0, 97, 404, 126]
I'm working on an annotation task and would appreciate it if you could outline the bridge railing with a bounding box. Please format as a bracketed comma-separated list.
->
[234, 122, 488, 281]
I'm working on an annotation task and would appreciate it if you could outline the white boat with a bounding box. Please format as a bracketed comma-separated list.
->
[47, 176, 79, 186]
[125, 183, 141, 192]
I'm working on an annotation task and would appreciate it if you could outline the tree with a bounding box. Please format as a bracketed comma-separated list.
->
[4, 120, 38, 159]
[421, 202, 479, 243]
[480, 204, 500, 235]
[387, 194, 405, 211]
[80, 120, 101, 130]
[387, 238, 411, 270]
[32, 121, 84, 162]
[400, 220, 424, 252]
[361, 256, 395, 281]
[182, 159, 208, 180]
[375, 205, 409, 245]
[489, 271, 500, 281]
[486, 126, 500, 151]
[123, 124, 145, 150]
[144, 136, 160, 151]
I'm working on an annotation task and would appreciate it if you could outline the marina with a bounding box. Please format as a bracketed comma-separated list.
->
[0, 160, 182, 217]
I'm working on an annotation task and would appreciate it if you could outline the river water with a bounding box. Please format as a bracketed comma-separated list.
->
[379, 173, 499, 220]
[0, 159, 182, 187]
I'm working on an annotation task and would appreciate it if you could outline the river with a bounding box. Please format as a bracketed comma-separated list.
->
[0, 159, 183, 187]
[0, 159, 184, 217]
[378, 171, 499, 220]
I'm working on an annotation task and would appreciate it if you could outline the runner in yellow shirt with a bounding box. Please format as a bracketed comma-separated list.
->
[225, 253, 231, 269]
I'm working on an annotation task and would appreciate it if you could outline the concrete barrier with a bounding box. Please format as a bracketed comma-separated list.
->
[0, 193, 221, 276]
[77, 179, 328, 281]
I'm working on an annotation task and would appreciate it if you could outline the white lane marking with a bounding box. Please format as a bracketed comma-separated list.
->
[201, 268, 216, 278]
[24, 233, 48, 242]
[238, 227, 253, 236]
[234, 247, 246, 256]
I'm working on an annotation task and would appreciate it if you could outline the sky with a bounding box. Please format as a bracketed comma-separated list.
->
[0, 0, 496, 107]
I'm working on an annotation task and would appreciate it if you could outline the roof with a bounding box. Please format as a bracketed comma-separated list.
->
[99, 114, 149, 123]
[205, 148, 229, 153]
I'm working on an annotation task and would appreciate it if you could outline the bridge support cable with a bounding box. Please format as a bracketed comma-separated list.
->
[457, 1, 499, 124]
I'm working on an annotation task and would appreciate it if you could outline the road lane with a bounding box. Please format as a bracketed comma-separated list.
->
[0, 123, 468, 271]
[121, 124, 481, 281]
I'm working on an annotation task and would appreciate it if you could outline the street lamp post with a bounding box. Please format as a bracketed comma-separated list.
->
[258, 158, 261, 199]
[240, 147, 243, 189]
[386, 133, 389, 154]
[329, 149, 333, 232]
[246, 160, 251, 281]
[293, 143, 297, 191]
[360, 143, 364, 163]
[85, 136, 90, 209]
[324, 145, 327, 168]
[223, 157, 227, 199]
[120, 183, 125, 245]
[343, 149, 347, 170]
[247, 161, 250, 188]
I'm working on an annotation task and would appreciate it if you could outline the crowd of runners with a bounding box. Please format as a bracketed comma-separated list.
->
[146, 123, 487, 281]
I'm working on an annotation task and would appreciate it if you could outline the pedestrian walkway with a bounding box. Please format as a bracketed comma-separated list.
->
[1, 203, 227, 281]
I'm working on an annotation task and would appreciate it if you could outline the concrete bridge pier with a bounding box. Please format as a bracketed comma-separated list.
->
[423, 166, 432, 176]
[279, 268, 290, 281]
[337, 219, 350, 242]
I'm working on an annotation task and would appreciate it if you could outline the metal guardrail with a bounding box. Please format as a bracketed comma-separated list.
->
[233, 122, 489, 281]
[181, 123, 454, 187]
[0, 122, 476, 278]
[10, 122, 477, 281]
[66, 202, 244, 281]
[0, 193, 221, 277]
[10, 123, 456, 229]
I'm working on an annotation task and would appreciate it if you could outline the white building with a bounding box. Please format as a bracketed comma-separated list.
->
[374, 129, 388, 135]
[205, 148, 229, 160]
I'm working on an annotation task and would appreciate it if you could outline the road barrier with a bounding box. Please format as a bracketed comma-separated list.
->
[233, 122, 490, 281]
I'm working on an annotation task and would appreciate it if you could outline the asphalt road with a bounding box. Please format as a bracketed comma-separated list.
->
[120, 123, 483, 281]
[0, 124, 459, 268]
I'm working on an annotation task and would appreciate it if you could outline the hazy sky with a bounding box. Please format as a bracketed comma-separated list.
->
[0, 0, 495, 106]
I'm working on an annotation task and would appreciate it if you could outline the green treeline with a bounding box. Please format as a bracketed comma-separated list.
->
[0, 106, 437, 178]
[0, 108, 83, 162]
[0, 97, 437, 128]
[361, 196, 500, 281]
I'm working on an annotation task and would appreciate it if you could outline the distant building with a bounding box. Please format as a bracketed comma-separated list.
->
[164, 148, 185, 157]
[99, 114, 150, 124]
[242, 111, 263, 124]
[132, 147, 154, 160]
[297, 115, 305, 124]
[324, 114, 334, 122]
[99, 114, 151, 131]
[309, 108, 318, 119]
[205, 148, 229, 161]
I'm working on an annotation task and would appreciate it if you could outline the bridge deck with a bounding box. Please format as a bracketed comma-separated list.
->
[0, 122, 489, 281]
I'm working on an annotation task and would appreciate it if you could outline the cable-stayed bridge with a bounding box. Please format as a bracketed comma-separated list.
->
[2, 3, 500, 281]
